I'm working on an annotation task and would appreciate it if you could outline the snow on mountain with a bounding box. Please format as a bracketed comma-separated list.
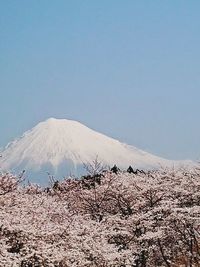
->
[0, 118, 194, 183]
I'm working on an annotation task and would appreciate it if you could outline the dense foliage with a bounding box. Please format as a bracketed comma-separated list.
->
[0, 166, 199, 266]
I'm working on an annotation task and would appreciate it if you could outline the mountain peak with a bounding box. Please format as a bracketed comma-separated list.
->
[43, 117, 82, 126]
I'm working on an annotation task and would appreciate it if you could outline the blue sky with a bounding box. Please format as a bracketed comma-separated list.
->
[0, 1, 200, 160]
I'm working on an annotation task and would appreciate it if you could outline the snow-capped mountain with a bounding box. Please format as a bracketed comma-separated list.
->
[0, 118, 193, 183]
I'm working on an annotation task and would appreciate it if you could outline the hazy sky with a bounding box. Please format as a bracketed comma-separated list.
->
[1, 1, 200, 160]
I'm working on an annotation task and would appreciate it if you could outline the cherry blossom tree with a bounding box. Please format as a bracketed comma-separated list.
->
[0, 167, 199, 266]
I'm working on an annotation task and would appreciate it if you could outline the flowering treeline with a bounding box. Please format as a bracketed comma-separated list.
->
[0, 167, 199, 267]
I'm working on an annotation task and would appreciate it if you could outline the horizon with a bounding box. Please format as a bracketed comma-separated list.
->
[1, 1, 200, 161]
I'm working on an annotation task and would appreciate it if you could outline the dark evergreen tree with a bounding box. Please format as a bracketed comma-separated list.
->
[127, 166, 134, 173]
[111, 165, 120, 174]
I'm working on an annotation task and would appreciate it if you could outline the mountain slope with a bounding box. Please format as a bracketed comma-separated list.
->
[0, 118, 192, 183]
